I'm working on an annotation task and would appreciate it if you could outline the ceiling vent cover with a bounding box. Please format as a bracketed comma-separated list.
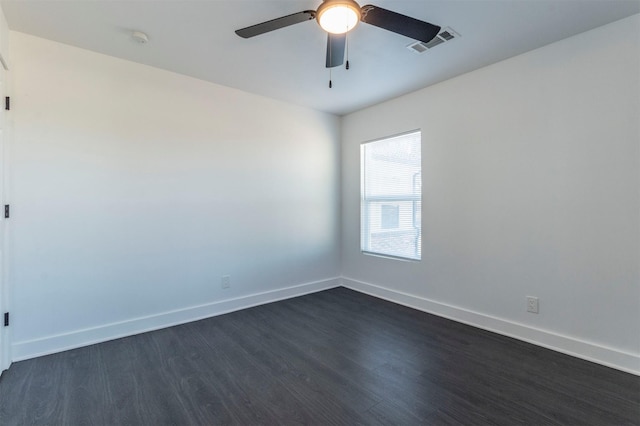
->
[407, 27, 459, 53]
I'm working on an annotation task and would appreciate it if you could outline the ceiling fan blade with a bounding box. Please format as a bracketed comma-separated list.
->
[360, 5, 441, 43]
[235, 10, 315, 38]
[326, 33, 346, 68]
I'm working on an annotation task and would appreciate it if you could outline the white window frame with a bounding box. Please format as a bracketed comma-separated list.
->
[361, 130, 422, 261]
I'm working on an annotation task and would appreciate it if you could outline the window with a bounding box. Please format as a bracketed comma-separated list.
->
[361, 131, 421, 260]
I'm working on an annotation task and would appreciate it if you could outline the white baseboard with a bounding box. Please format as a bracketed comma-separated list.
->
[342, 277, 640, 376]
[12, 277, 341, 362]
[11, 276, 639, 376]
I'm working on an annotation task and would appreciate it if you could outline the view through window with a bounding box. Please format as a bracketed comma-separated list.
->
[361, 131, 422, 260]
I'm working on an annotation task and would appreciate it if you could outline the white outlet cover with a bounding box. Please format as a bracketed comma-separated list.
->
[221, 275, 230, 289]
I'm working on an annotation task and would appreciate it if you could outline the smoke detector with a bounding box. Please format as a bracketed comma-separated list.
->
[131, 31, 149, 44]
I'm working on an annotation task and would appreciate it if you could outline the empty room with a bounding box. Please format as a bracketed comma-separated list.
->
[0, 0, 638, 424]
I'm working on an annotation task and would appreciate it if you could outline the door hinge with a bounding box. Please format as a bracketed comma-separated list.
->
[3, 312, 8, 327]
[4, 205, 8, 219]
[4, 96, 9, 111]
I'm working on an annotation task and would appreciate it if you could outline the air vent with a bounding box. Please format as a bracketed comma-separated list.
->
[407, 27, 460, 54]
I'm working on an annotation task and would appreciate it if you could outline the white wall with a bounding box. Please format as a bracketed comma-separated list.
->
[6, 14, 639, 374]
[9, 32, 341, 359]
[341, 15, 640, 373]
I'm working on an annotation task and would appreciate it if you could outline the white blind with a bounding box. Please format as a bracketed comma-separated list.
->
[361, 131, 421, 260]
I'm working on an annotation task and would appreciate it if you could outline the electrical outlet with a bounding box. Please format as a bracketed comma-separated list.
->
[527, 296, 539, 314]
[221, 275, 231, 289]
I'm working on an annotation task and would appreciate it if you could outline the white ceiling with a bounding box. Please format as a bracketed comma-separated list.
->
[2, 0, 639, 115]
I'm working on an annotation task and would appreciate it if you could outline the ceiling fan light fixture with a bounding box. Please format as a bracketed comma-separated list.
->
[316, 0, 361, 34]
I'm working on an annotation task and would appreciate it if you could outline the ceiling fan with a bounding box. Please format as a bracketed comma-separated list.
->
[235, 0, 441, 69]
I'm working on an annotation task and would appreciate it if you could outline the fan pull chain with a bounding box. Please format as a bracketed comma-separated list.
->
[328, 34, 333, 88]
[346, 33, 350, 70]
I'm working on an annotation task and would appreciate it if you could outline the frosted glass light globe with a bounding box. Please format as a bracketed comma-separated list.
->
[317, 1, 361, 34]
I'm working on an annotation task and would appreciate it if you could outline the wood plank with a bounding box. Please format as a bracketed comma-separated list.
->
[0, 288, 637, 425]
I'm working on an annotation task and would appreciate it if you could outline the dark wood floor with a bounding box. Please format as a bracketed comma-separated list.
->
[0, 287, 638, 425]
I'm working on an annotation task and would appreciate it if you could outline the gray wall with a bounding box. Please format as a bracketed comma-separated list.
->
[341, 15, 640, 373]
[10, 32, 341, 359]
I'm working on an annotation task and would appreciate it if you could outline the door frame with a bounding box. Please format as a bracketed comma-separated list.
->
[0, 50, 10, 373]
